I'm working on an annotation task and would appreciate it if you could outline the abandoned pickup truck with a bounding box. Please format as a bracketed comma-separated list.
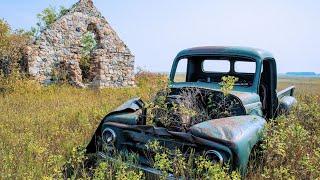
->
[86, 46, 297, 176]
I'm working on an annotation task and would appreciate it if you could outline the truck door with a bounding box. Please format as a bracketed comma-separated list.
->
[260, 59, 278, 119]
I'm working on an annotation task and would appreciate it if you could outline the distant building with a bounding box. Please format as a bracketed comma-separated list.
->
[26, 0, 135, 87]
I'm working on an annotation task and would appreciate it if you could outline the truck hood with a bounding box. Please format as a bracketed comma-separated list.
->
[170, 83, 262, 116]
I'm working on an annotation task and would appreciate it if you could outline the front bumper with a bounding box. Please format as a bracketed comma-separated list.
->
[97, 152, 175, 180]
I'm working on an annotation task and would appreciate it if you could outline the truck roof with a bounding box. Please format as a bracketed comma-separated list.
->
[176, 46, 274, 61]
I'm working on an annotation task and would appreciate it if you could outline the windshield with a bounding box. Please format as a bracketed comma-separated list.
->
[173, 56, 257, 87]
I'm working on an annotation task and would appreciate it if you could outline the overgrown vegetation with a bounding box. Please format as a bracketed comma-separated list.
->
[0, 5, 69, 76]
[247, 94, 320, 179]
[80, 32, 97, 83]
[1, 72, 319, 179]
[146, 140, 241, 180]
[51, 61, 69, 84]
[32, 6, 69, 37]
[0, 20, 31, 75]
[62, 148, 144, 180]
[0, 7, 319, 179]
[0, 72, 166, 179]
[148, 76, 239, 132]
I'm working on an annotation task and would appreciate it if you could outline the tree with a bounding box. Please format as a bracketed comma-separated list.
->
[0, 19, 31, 76]
[0, 4, 70, 76]
[33, 6, 69, 37]
[37, 6, 58, 28]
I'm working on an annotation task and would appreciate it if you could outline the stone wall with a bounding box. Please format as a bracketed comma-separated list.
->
[26, 0, 135, 87]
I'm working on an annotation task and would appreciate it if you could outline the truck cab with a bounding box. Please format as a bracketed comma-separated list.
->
[169, 46, 296, 119]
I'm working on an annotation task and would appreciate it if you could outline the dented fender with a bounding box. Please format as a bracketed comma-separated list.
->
[86, 98, 144, 153]
[190, 115, 266, 172]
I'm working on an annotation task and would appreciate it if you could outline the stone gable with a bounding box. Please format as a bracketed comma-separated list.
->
[26, 0, 135, 87]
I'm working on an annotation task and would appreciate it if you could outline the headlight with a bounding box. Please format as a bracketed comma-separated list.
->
[205, 150, 224, 165]
[102, 128, 116, 145]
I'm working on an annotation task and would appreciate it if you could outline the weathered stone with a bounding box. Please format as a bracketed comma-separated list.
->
[26, 0, 135, 88]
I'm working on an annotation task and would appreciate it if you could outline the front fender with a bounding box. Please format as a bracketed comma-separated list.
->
[190, 115, 266, 173]
[86, 98, 145, 153]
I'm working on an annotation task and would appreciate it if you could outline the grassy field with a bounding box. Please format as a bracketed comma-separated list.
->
[0, 74, 319, 179]
[278, 77, 320, 94]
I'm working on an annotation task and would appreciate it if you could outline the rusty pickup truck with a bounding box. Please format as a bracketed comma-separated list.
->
[85, 46, 297, 176]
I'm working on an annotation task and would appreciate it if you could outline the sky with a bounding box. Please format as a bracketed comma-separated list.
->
[0, 0, 319, 73]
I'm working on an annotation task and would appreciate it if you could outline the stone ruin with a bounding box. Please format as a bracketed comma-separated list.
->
[26, 0, 135, 87]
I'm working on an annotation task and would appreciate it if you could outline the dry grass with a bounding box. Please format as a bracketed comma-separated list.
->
[278, 77, 320, 95]
[0, 73, 166, 179]
[0, 74, 319, 179]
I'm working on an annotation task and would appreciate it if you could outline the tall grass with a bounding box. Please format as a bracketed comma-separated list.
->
[0, 73, 319, 179]
[0, 72, 166, 179]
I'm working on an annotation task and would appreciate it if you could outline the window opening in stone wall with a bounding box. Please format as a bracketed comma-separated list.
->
[80, 23, 99, 83]
[87, 23, 101, 47]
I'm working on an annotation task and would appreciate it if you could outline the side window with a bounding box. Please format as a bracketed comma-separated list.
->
[235, 61, 256, 73]
[202, 60, 230, 73]
[174, 58, 188, 82]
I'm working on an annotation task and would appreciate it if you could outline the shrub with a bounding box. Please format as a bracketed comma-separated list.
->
[247, 94, 320, 179]
[147, 76, 239, 131]
[147, 140, 241, 180]
[80, 32, 97, 82]
[0, 20, 31, 75]
[62, 147, 143, 180]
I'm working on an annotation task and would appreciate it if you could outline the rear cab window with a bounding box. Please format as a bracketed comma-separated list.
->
[173, 56, 257, 87]
[202, 60, 230, 73]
